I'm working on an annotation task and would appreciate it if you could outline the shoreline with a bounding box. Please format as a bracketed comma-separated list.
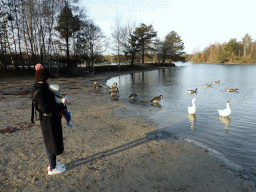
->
[103, 68, 255, 173]
[1, 66, 256, 191]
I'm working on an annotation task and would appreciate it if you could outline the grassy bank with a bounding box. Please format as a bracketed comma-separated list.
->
[0, 63, 175, 79]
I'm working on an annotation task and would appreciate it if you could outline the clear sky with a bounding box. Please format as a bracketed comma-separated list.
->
[80, 0, 256, 54]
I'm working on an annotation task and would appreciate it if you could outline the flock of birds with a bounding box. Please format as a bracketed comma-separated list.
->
[94, 80, 239, 117]
[187, 80, 238, 117]
[93, 81, 164, 103]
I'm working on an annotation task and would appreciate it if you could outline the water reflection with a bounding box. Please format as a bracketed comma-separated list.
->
[106, 62, 256, 172]
[218, 116, 231, 133]
[110, 95, 119, 101]
[151, 103, 162, 108]
[129, 98, 138, 103]
[109, 92, 119, 101]
[188, 114, 196, 130]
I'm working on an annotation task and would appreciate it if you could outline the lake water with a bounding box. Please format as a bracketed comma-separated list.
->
[106, 62, 256, 173]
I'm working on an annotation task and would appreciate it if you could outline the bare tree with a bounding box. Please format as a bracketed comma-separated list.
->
[119, 22, 141, 66]
[242, 33, 252, 58]
[111, 15, 123, 69]
[77, 20, 108, 72]
[0, 6, 15, 67]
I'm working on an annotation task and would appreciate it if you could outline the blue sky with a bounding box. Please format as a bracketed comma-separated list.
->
[81, 0, 256, 54]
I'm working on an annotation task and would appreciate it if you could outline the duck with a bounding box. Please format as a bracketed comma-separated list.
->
[188, 98, 197, 114]
[109, 87, 119, 92]
[94, 84, 103, 90]
[204, 84, 212, 87]
[109, 91, 118, 96]
[226, 88, 239, 92]
[218, 100, 232, 117]
[151, 95, 163, 103]
[213, 80, 220, 84]
[129, 94, 137, 99]
[112, 82, 117, 88]
[188, 88, 197, 94]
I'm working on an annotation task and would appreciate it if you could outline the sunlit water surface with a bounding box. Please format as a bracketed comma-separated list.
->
[106, 62, 256, 173]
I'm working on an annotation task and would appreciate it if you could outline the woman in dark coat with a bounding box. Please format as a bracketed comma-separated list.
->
[31, 67, 66, 175]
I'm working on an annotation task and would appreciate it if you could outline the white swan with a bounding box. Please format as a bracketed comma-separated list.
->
[218, 100, 232, 117]
[188, 98, 197, 114]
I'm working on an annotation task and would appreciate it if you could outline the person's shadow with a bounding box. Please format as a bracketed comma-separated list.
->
[65, 130, 173, 170]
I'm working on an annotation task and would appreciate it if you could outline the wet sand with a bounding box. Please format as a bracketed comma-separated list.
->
[1, 66, 256, 192]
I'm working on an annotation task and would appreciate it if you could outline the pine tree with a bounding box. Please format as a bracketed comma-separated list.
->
[134, 23, 157, 63]
[55, 3, 80, 67]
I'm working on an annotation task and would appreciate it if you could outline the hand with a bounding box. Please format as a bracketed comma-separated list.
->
[62, 98, 67, 104]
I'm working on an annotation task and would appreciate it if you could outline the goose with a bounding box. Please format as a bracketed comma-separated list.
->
[129, 94, 137, 99]
[94, 84, 103, 90]
[226, 88, 239, 92]
[218, 100, 232, 117]
[204, 84, 212, 87]
[151, 95, 163, 103]
[188, 98, 197, 114]
[188, 88, 197, 94]
[109, 87, 119, 92]
[213, 80, 220, 84]
[112, 82, 117, 88]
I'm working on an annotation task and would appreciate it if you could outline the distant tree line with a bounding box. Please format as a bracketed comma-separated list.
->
[0, 0, 186, 73]
[189, 34, 256, 64]
[111, 21, 186, 66]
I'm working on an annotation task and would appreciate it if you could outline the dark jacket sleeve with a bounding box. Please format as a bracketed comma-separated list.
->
[33, 85, 64, 114]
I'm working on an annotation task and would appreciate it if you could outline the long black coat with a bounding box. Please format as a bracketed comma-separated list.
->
[31, 82, 64, 155]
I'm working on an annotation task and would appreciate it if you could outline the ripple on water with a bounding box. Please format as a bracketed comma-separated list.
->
[106, 62, 256, 173]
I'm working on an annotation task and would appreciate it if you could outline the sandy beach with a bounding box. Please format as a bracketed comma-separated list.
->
[1, 66, 256, 192]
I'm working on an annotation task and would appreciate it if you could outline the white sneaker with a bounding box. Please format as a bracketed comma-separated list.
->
[48, 166, 66, 175]
[56, 162, 65, 168]
[48, 162, 65, 171]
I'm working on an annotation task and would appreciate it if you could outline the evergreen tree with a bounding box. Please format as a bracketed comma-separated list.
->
[55, 3, 80, 67]
[160, 31, 186, 64]
[134, 23, 157, 63]
[218, 39, 239, 63]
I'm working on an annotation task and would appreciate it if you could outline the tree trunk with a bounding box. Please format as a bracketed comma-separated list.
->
[14, 0, 24, 68]
[249, 43, 254, 59]
[131, 52, 135, 66]
[142, 41, 145, 64]
[0, 9, 15, 67]
[162, 50, 166, 64]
